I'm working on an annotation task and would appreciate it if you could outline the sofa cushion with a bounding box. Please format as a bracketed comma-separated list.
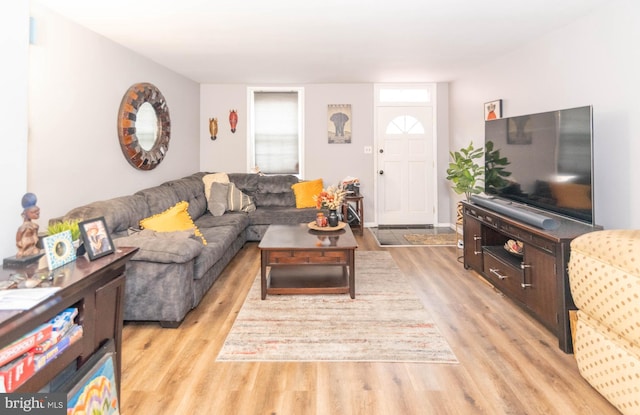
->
[62, 194, 150, 237]
[202, 172, 230, 201]
[140, 201, 207, 244]
[228, 173, 259, 194]
[253, 192, 296, 207]
[257, 174, 298, 193]
[227, 183, 256, 212]
[291, 179, 323, 208]
[194, 225, 240, 280]
[207, 182, 229, 216]
[195, 211, 249, 233]
[114, 230, 204, 264]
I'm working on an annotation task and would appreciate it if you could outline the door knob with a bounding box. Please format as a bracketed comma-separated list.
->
[379, 170, 384, 175]
[379, 149, 384, 153]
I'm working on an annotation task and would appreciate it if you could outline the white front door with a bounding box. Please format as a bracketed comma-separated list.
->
[376, 106, 435, 225]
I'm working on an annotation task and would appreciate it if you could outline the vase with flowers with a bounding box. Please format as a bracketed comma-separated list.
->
[313, 185, 347, 227]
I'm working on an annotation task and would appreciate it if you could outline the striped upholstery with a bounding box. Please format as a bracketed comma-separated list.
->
[568, 230, 640, 415]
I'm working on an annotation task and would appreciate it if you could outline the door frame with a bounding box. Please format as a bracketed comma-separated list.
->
[373, 83, 439, 227]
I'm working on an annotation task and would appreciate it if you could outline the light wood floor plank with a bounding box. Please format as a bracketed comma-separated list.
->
[120, 229, 620, 415]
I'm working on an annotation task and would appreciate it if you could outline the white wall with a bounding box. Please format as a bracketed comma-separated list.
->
[0, 4, 30, 258]
[449, 0, 640, 229]
[27, 6, 200, 229]
[200, 83, 377, 223]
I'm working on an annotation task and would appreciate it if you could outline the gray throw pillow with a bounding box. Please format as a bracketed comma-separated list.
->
[228, 183, 256, 212]
[208, 182, 229, 216]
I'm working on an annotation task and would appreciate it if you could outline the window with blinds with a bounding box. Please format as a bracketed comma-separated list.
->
[250, 89, 303, 175]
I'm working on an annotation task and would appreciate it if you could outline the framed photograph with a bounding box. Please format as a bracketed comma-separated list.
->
[60, 340, 120, 415]
[484, 99, 502, 121]
[42, 230, 76, 270]
[79, 217, 115, 261]
[328, 104, 352, 144]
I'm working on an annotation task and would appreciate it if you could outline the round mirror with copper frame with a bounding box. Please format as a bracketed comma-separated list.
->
[117, 82, 171, 170]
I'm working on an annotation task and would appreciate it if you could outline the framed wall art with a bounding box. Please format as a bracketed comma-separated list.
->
[484, 99, 502, 121]
[61, 340, 120, 415]
[79, 217, 115, 261]
[43, 230, 76, 270]
[328, 104, 352, 143]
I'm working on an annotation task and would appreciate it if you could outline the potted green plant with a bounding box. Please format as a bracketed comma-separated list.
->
[47, 219, 81, 243]
[446, 141, 484, 202]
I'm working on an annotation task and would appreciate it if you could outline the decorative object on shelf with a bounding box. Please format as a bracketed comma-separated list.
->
[328, 104, 352, 144]
[208, 117, 218, 140]
[48, 219, 84, 257]
[78, 217, 115, 261]
[229, 109, 238, 133]
[43, 230, 76, 270]
[117, 82, 171, 171]
[328, 210, 339, 227]
[484, 99, 502, 120]
[446, 141, 484, 202]
[313, 185, 347, 210]
[316, 212, 327, 227]
[15, 193, 41, 260]
[342, 176, 360, 195]
[504, 239, 524, 257]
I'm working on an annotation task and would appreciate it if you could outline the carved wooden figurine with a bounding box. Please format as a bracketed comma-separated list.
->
[16, 193, 41, 258]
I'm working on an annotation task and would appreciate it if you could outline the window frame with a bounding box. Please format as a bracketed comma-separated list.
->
[247, 86, 305, 177]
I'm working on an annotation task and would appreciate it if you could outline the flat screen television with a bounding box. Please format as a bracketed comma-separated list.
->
[484, 105, 594, 224]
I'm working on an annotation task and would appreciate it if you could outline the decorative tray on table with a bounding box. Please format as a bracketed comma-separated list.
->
[307, 221, 347, 231]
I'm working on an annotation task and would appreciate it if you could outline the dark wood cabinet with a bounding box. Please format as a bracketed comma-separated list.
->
[462, 201, 599, 353]
[0, 247, 137, 392]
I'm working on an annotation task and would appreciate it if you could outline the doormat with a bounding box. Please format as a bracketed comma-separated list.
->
[216, 251, 458, 363]
[403, 233, 457, 246]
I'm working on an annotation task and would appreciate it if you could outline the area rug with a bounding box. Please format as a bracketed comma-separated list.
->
[403, 233, 457, 246]
[216, 251, 458, 363]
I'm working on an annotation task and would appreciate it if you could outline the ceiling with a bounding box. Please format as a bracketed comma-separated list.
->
[34, 0, 608, 84]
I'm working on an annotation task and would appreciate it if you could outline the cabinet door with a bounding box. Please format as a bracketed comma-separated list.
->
[522, 245, 558, 332]
[463, 214, 483, 272]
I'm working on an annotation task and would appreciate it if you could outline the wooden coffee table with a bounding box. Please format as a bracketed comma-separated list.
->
[258, 223, 358, 299]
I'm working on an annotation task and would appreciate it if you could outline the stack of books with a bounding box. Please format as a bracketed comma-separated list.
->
[0, 307, 83, 392]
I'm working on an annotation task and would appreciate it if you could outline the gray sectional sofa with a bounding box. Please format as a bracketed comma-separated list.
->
[60, 172, 320, 327]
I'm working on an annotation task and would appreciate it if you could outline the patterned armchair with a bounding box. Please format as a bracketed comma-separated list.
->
[568, 230, 640, 415]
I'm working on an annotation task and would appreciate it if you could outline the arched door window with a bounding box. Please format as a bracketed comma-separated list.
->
[385, 115, 425, 135]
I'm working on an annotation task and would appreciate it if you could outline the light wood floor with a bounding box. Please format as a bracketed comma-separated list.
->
[120, 230, 620, 415]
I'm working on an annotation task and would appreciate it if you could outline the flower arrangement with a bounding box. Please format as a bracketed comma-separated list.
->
[314, 185, 347, 210]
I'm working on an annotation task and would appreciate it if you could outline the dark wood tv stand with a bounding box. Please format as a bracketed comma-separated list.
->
[0, 246, 137, 393]
[461, 201, 600, 353]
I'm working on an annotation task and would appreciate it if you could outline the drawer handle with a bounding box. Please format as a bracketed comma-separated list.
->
[489, 268, 508, 280]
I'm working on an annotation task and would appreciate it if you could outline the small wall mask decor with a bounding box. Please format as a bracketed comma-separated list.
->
[229, 110, 238, 133]
[209, 118, 218, 140]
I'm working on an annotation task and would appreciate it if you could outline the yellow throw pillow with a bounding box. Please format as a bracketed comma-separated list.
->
[291, 179, 323, 208]
[140, 201, 207, 245]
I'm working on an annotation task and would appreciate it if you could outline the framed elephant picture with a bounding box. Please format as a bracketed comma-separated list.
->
[328, 104, 352, 144]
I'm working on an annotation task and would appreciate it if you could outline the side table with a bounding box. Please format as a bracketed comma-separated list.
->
[342, 195, 364, 235]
